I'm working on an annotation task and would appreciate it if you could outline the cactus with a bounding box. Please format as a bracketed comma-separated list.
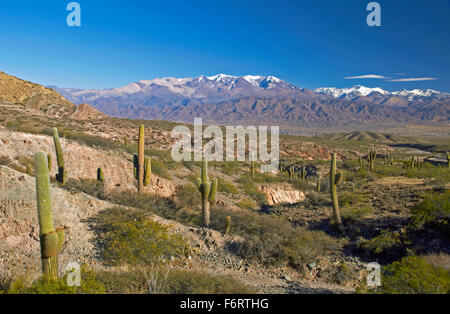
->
[225, 216, 232, 235]
[330, 153, 344, 232]
[411, 154, 416, 169]
[144, 157, 151, 187]
[97, 167, 104, 182]
[26, 163, 32, 175]
[124, 137, 128, 147]
[300, 166, 307, 182]
[134, 125, 145, 193]
[53, 128, 67, 184]
[446, 152, 450, 168]
[316, 173, 321, 193]
[368, 148, 376, 171]
[47, 154, 52, 173]
[287, 165, 294, 179]
[196, 158, 218, 227]
[34, 151, 65, 280]
[250, 160, 256, 179]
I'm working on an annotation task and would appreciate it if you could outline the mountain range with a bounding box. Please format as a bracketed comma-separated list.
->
[17, 72, 450, 128]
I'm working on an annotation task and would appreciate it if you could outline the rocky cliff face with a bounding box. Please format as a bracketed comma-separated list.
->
[259, 184, 306, 206]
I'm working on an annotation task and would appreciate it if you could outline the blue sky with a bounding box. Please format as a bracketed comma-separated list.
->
[0, 0, 449, 91]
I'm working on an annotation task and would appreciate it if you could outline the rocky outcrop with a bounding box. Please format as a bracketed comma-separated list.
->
[0, 130, 175, 197]
[71, 103, 107, 120]
[259, 184, 305, 206]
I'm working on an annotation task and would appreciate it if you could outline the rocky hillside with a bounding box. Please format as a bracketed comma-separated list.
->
[0, 71, 75, 117]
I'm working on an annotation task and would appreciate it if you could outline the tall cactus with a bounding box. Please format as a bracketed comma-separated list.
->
[330, 153, 344, 232]
[97, 167, 104, 182]
[368, 147, 376, 171]
[138, 125, 145, 193]
[225, 216, 232, 235]
[317, 172, 321, 193]
[196, 158, 218, 227]
[446, 152, 450, 168]
[53, 128, 67, 184]
[250, 159, 256, 180]
[300, 166, 307, 182]
[34, 151, 65, 280]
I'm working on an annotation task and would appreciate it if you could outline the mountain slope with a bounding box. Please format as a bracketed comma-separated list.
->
[0, 71, 75, 117]
[50, 75, 450, 127]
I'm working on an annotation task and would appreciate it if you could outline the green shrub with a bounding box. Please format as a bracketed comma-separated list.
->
[412, 190, 450, 229]
[6, 266, 105, 294]
[93, 207, 190, 266]
[341, 206, 373, 220]
[285, 231, 344, 271]
[164, 270, 257, 294]
[358, 230, 406, 258]
[150, 158, 171, 179]
[217, 177, 238, 194]
[365, 256, 450, 294]
[237, 175, 266, 206]
[236, 198, 257, 209]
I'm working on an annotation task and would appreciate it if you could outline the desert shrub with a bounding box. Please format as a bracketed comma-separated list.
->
[64, 178, 105, 199]
[217, 177, 238, 194]
[289, 180, 315, 192]
[95, 267, 256, 294]
[150, 158, 171, 179]
[332, 262, 356, 285]
[358, 230, 407, 259]
[341, 206, 373, 220]
[209, 207, 343, 267]
[338, 191, 366, 208]
[236, 198, 257, 209]
[219, 161, 242, 176]
[237, 175, 266, 206]
[93, 207, 190, 266]
[164, 270, 256, 294]
[284, 231, 344, 271]
[6, 266, 105, 294]
[106, 190, 198, 225]
[411, 190, 450, 229]
[362, 256, 450, 294]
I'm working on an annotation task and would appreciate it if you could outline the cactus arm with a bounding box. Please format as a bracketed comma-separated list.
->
[53, 128, 67, 184]
[143, 157, 151, 187]
[208, 178, 217, 204]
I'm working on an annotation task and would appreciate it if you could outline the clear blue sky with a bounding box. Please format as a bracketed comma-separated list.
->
[0, 0, 448, 91]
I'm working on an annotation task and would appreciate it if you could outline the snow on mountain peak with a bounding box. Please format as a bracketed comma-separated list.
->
[315, 85, 389, 97]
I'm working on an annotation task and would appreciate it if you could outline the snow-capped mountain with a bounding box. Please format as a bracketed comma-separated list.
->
[51, 74, 297, 104]
[49, 76, 449, 126]
[315, 86, 448, 100]
[315, 86, 388, 98]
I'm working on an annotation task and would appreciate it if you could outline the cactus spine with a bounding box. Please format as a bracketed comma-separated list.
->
[196, 158, 218, 227]
[53, 128, 67, 184]
[330, 153, 344, 232]
[97, 167, 104, 182]
[368, 148, 376, 171]
[34, 151, 65, 280]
